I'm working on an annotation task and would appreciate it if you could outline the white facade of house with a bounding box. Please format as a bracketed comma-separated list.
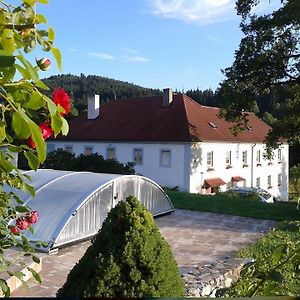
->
[47, 139, 289, 200]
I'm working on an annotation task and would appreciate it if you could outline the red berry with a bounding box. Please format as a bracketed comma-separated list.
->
[26, 210, 39, 224]
[16, 218, 29, 230]
[10, 226, 20, 234]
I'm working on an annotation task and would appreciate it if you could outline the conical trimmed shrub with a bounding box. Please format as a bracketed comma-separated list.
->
[57, 196, 184, 298]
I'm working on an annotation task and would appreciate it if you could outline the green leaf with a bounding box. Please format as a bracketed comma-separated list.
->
[46, 97, 57, 115]
[25, 183, 35, 197]
[61, 117, 69, 136]
[17, 108, 46, 163]
[48, 27, 55, 42]
[0, 51, 15, 67]
[12, 271, 25, 280]
[51, 114, 63, 137]
[23, 0, 35, 5]
[268, 270, 284, 282]
[27, 267, 41, 284]
[37, 0, 48, 3]
[17, 53, 40, 82]
[272, 244, 286, 264]
[8, 145, 22, 153]
[25, 91, 45, 110]
[0, 159, 14, 173]
[12, 111, 31, 139]
[51, 47, 62, 72]
[15, 206, 30, 213]
[32, 255, 40, 264]
[1, 29, 16, 53]
[24, 151, 39, 170]
[15, 63, 31, 80]
[0, 279, 10, 297]
[35, 80, 49, 90]
[0, 121, 6, 142]
[28, 122, 46, 163]
[35, 14, 47, 24]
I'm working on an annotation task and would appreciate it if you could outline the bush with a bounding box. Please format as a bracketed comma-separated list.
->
[57, 196, 184, 298]
[43, 149, 135, 174]
[226, 221, 300, 296]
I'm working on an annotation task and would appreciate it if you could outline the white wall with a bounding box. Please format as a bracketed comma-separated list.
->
[47, 140, 289, 200]
[47, 140, 189, 191]
[189, 141, 289, 200]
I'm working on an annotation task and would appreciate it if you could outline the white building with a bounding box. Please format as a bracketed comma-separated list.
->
[48, 89, 289, 200]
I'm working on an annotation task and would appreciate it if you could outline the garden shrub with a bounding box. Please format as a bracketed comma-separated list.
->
[57, 196, 184, 298]
[226, 221, 300, 297]
[43, 149, 135, 174]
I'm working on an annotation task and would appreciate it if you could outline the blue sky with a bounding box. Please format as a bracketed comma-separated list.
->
[36, 0, 280, 91]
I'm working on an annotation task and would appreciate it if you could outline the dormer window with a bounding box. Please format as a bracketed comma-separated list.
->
[208, 122, 217, 129]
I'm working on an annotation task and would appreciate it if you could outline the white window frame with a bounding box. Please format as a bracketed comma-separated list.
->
[225, 151, 231, 165]
[278, 173, 282, 187]
[133, 148, 143, 165]
[84, 146, 94, 156]
[278, 149, 282, 161]
[256, 177, 260, 188]
[207, 151, 214, 167]
[106, 147, 116, 160]
[242, 151, 247, 164]
[256, 150, 261, 163]
[160, 149, 171, 168]
[267, 175, 272, 188]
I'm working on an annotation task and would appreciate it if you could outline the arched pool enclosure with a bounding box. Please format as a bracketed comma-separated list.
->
[16, 169, 174, 252]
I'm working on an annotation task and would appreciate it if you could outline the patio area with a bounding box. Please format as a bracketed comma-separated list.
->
[11, 209, 276, 297]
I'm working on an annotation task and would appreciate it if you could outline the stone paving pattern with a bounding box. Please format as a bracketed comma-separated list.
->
[12, 209, 276, 297]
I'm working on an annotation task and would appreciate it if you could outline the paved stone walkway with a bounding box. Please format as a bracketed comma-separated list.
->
[11, 209, 276, 297]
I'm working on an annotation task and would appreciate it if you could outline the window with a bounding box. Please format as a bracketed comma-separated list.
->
[207, 151, 213, 167]
[160, 150, 171, 167]
[208, 122, 217, 129]
[268, 175, 272, 188]
[242, 151, 247, 164]
[47, 143, 55, 153]
[278, 149, 282, 161]
[225, 151, 231, 165]
[84, 146, 93, 156]
[65, 146, 73, 153]
[133, 148, 143, 165]
[256, 177, 260, 188]
[278, 173, 282, 187]
[256, 150, 261, 163]
[107, 147, 116, 160]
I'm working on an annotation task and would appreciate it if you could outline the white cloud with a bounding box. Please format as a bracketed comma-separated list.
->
[69, 47, 78, 52]
[87, 52, 115, 60]
[205, 34, 224, 45]
[148, 0, 236, 25]
[121, 55, 150, 63]
[87, 51, 150, 63]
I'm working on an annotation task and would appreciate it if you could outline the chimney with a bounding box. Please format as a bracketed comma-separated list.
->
[163, 88, 173, 107]
[87, 94, 100, 119]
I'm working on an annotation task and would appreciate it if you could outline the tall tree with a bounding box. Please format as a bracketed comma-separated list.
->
[218, 0, 300, 150]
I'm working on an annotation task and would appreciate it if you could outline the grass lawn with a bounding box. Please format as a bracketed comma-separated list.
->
[166, 190, 300, 222]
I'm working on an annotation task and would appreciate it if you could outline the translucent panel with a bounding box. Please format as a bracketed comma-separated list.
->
[17, 170, 173, 252]
[55, 183, 113, 247]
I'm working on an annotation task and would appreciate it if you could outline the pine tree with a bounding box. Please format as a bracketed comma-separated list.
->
[57, 196, 184, 298]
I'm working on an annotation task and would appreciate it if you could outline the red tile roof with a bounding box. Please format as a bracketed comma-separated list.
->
[232, 176, 245, 182]
[204, 178, 226, 187]
[55, 94, 271, 143]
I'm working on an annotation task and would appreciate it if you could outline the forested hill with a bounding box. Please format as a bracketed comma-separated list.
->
[42, 74, 162, 105]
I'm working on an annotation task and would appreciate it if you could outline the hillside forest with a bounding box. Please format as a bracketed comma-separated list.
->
[42, 74, 299, 167]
